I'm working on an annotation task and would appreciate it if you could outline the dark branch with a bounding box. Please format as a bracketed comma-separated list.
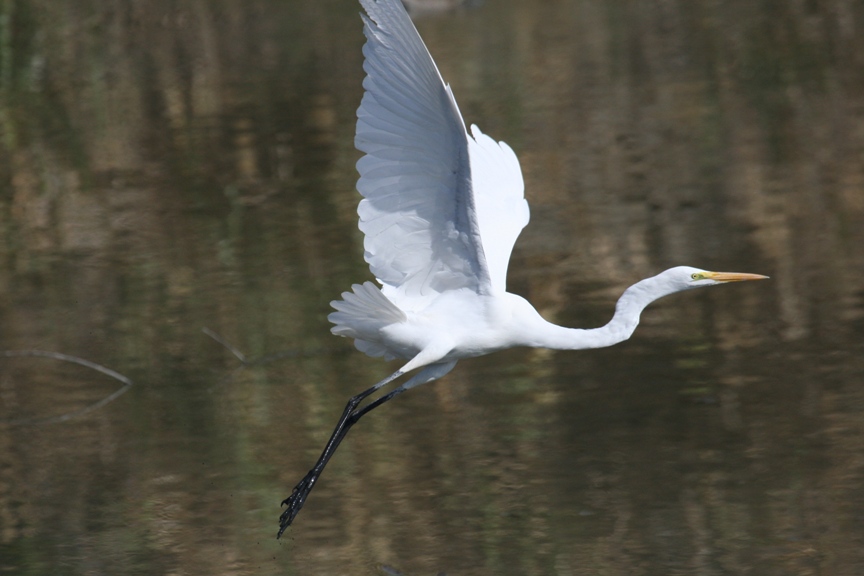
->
[0, 350, 133, 426]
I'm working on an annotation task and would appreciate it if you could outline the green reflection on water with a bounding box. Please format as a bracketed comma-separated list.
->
[1, 0, 863, 575]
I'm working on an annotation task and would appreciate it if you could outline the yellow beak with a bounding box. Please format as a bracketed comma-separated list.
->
[705, 271, 770, 282]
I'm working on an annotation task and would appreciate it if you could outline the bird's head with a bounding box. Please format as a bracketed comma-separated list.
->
[657, 266, 769, 294]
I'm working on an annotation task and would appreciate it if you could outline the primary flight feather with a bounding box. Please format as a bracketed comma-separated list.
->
[355, 0, 528, 309]
[277, 0, 767, 537]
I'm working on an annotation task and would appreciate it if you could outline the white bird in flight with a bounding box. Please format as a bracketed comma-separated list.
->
[277, 0, 767, 537]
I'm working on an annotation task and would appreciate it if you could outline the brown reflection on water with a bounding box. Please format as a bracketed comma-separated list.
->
[1, 0, 863, 574]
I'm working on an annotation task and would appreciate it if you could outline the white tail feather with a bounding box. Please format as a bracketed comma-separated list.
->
[329, 281, 406, 360]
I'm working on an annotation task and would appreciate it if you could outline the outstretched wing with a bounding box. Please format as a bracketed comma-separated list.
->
[467, 124, 529, 292]
[356, 0, 528, 310]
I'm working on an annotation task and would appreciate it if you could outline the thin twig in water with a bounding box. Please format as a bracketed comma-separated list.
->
[201, 327, 354, 393]
[202, 327, 346, 367]
[201, 327, 249, 364]
[0, 350, 134, 426]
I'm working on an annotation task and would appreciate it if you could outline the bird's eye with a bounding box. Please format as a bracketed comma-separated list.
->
[691, 273, 702, 280]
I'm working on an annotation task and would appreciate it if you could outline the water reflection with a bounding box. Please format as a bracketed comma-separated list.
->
[1, 0, 863, 574]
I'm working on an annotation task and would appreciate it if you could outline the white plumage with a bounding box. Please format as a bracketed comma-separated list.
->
[277, 0, 767, 537]
[353, 0, 528, 312]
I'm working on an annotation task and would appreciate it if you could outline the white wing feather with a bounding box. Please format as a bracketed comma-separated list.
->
[467, 124, 529, 291]
[355, 0, 528, 311]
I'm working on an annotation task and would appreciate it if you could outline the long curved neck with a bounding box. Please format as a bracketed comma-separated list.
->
[523, 277, 668, 351]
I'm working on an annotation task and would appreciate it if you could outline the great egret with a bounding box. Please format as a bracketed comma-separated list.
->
[277, 0, 767, 537]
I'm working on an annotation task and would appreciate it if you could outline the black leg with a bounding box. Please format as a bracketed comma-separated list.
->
[277, 369, 403, 538]
[276, 361, 457, 538]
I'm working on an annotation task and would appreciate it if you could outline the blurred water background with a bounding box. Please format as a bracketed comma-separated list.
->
[1, 0, 863, 574]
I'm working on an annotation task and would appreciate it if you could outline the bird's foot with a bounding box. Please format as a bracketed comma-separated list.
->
[277, 470, 319, 538]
